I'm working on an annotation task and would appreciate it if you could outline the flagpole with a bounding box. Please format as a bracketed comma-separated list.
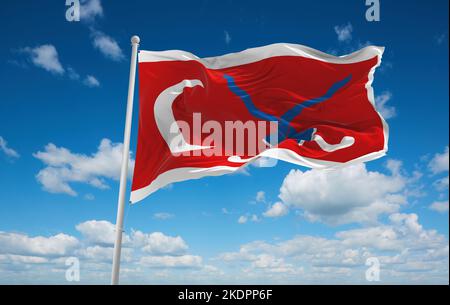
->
[111, 35, 140, 285]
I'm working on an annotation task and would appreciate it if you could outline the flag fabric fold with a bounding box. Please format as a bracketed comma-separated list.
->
[131, 43, 387, 203]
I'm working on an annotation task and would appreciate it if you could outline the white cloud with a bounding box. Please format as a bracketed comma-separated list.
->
[238, 215, 248, 224]
[224, 30, 231, 45]
[76, 220, 187, 255]
[251, 214, 260, 222]
[67, 67, 80, 80]
[218, 213, 449, 283]
[433, 176, 449, 191]
[80, 0, 103, 22]
[33, 138, 135, 196]
[83, 75, 100, 87]
[279, 162, 407, 225]
[22, 44, 64, 75]
[140, 255, 202, 268]
[238, 214, 260, 224]
[131, 231, 188, 255]
[84, 193, 95, 200]
[153, 212, 174, 220]
[428, 146, 449, 174]
[263, 202, 289, 218]
[334, 23, 353, 42]
[430, 201, 449, 213]
[76, 220, 118, 246]
[256, 191, 265, 203]
[0, 136, 19, 158]
[375, 91, 396, 119]
[0, 232, 78, 257]
[91, 30, 124, 61]
[0, 219, 213, 283]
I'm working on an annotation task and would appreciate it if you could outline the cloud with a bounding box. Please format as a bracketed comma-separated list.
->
[238, 214, 260, 224]
[218, 213, 449, 283]
[238, 215, 248, 224]
[255, 191, 265, 203]
[0, 232, 78, 257]
[428, 146, 449, 174]
[33, 138, 135, 196]
[0, 136, 19, 158]
[22, 44, 64, 74]
[334, 23, 353, 42]
[83, 75, 100, 87]
[224, 30, 232, 45]
[263, 202, 289, 218]
[80, 0, 103, 22]
[0, 219, 212, 283]
[375, 91, 396, 119]
[140, 255, 202, 268]
[430, 201, 449, 213]
[279, 162, 407, 225]
[76, 219, 188, 256]
[76, 220, 118, 246]
[67, 67, 80, 80]
[18, 46, 99, 87]
[91, 30, 124, 61]
[434, 33, 446, 45]
[153, 212, 175, 220]
[84, 193, 95, 200]
[131, 231, 188, 255]
[433, 176, 449, 191]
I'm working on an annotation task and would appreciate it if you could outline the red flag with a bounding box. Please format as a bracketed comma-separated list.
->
[130, 43, 387, 203]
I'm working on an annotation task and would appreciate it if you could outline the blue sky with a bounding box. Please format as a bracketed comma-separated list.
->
[0, 0, 448, 284]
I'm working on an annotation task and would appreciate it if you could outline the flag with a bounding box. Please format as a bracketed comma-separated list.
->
[130, 43, 387, 203]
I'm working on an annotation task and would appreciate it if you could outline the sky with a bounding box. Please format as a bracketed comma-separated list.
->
[0, 0, 448, 284]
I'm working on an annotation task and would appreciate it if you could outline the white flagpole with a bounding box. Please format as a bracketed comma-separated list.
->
[111, 35, 140, 285]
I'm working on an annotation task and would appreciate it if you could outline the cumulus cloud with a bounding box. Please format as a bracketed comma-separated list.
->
[33, 138, 135, 196]
[140, 255, 202, 268]
[428, 146, 449, 174]
[22, 44, 64, 74]
[375, 91, 396, 119]
[0, 219, 209, 283]
[279, 162, 407, 225]
[80, 0, 103, 22]
[76, 220, 118, 246]
[0, 136, 19, 159]
[263, 202, 289, 218]
[0, 232, 78, 257]
[430, 201, 449, 213]
[91, 30, 124, 61]
[132, 231, 188, 255]
[218, 213, 449, 283]
[18, 45, 100, 87]
[334, 23, 353, 42]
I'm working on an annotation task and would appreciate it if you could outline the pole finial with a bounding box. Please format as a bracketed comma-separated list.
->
[131, 35, 140, 45]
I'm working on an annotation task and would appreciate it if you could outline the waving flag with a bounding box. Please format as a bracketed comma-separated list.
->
[130, 43, 387, 203]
